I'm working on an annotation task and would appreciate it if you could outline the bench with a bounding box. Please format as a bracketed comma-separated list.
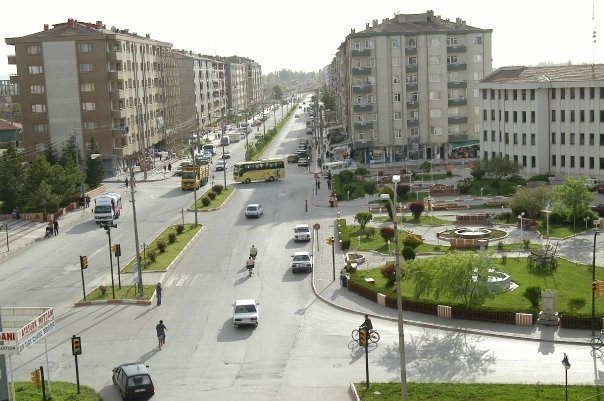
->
[456, 213, 493, 226]
[449, 238, 489, 249]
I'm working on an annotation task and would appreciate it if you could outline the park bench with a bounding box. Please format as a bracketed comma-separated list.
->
[455, 213, 493, 226]
[449, 238, 488, 249]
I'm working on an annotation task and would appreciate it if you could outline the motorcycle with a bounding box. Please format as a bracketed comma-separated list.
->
[245, 261, 255, 276]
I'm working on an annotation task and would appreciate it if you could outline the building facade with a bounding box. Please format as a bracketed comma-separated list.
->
[5, 18, 181, 172]
[479, 64, 604, 178]
[333, 10, 492, 165]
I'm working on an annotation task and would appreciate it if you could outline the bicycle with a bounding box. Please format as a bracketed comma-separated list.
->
[351, 327, 380, 344]
[590, 330, 604, 349]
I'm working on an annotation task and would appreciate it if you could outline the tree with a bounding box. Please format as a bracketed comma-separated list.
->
[509, 186, 550, 219]
[0, 145, 27, 212]
[408, 201, 425, 219]
[44, 141, 60, 165]
[552, 177, 594, 228]
[354, 211, 373, 229]
[396, 184, 410, 200]
[60, 135, 79, 168]
[320, 84, 336, 110]
[30, 181, 60, 217]
[85, 137, 106, 189]
[482, 156, 521, 183]
[380, 225, 395, 243]
[272, 85, 283, 102]
[406, 252, 496, 307]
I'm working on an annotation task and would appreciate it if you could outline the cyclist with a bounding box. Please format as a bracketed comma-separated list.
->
[249, 245, 258, 259]
[245, 257, 255, 275]
[360, 314, 373, 334]
[156, 320, 167, 349]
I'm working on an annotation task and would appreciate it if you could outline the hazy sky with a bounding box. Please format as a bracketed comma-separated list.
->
[1, 0, 602, 79]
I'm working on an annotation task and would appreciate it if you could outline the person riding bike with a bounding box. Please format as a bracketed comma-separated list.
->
[249, 245, 258, 259]
[360, 314, 373, 333]
[245, 257, 255, 275]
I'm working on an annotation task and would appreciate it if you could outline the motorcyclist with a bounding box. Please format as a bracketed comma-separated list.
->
[249, 245, 258, 259]
[245, 257, 255, 274]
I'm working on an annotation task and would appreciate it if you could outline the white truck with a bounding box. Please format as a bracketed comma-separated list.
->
[94, 192, 122, 224]
[228, 132, 241, 143]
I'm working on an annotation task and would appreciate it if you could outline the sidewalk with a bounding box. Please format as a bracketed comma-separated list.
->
[307, 155, 596, 345]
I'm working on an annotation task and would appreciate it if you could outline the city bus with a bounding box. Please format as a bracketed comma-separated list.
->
[233, 158, 285, 183]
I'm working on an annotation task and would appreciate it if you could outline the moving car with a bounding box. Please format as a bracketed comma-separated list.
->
[112, 363, 154, 400]
[176, 161, 191, 176]
[215, 159, 227, 171]
[233, 299, 259, 327]
[293, 224, 311, 242]
[291, 251, 312, 273]
[306, 127, 313, 135]
[287, 154, 300, 163]
[245, 203, 264, 218]
[297, 157, 309, 167]
[221, 150, 231, 159]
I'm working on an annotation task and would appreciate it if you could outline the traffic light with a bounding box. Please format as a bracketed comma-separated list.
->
[30, 369, 40, 387]
[71, 336, 82, 355]
[112, 244, 121, 257]
[359, 328, 367, 347]
[326, 237, 334, 246]
[595, 280, 603, 297]
[80, 256, 88, 269]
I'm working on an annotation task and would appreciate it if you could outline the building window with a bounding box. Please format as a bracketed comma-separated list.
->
[429, 37, 440, 47]
[28, 65, 43, 74]
[79, 63, 93, 72]
[446, 55, 458, 64]
[407, 56, 417, 65]
[580, 156, 585, 168]
[406, 74, 417, 84]
[551, 110, 556, 122]
[392, 58, 400, 67]
[83, 122, 97, 129]
[531, 111, 535, 123]
[354, 96, 362, 104]
[429, 74, 441, 82]
[483, 130, 488, 141]
[513, 133, 518, 145]
[473, 54, 482, 62]
[591, 110, 595, 122]
[429, 55, 441, 65]
[354, 41, 360, 50]
[431, 126, 443, 136]
[561, 110, 566, 122]
[580, 133, 585, 145]
[522, 133, 527, 145]
[522, 155, 527, 167]
[590, 133, 595, 145]
[31, 104, 46, 113]
[531, 134, 536, 146]
[580, 110, 585, 122]
[590, 157, 595, 169]
[394, 112, 401, 120]
[429, 91, 440, 100]
[522, 111, 527, 123]
[473, 36, 482, 45]
[394, 93, 401, 102]
[561, 132, 566, 145]
[80, 83, 95, 92]
[394, 129, 402, 138]
[580, 87, 585, 99]
[78, 43, 92, 53]
[82, 102, 96, 111]
[601, 110, 604, 122]
[371, 112, 377, 121]
[27, 45, 41, 55]
[512, 111, 517, 122]
[393, 76, 400, 84]
[570, 88, 575, 99]
[570, 155, 575, 168]
[369, 95, 376, 103]
[570, 132, 575, 145]
[551, 89, 556, 99]
[30, 85, 45, 94]
[410, 127, 419, 136]
[551, 132, 556, 144]
[368, 58, 375, 67]
[355, 60, 361, 68]
[505, 132, 509, 144]
[531, 156, 536, 168]
[504, 111, 509, 122]
[33, 123, 47, 133]
[365, 40, 374, 49]
[552, 155, 556, 166]
[429, 109, 442, 118]
[446, 37, 458, 46]
[590, 87, 595, 99]
[483, 109, 487, 120]
[392, 38, 399, 48]
[491, 131, 495, 141]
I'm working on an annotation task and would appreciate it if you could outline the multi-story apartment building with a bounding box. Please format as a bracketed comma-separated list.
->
[176, 51, 227, 140]
[5, 18, 181, 173]
[222, 56, 263, 116]
[0, 80, 18, 100]
[479, 64, 604, 178]
[333, 10, 492, 164]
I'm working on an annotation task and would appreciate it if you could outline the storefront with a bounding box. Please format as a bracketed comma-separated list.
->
[448, 140, 480, 159]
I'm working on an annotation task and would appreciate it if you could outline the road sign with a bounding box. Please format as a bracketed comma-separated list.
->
[313, 223, 320, 231]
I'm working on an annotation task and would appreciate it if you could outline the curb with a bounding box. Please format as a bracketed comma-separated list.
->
[74, 299, 151, 307]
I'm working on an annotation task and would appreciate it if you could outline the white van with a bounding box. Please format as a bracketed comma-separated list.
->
[202, 144, 216, 156]
[322, 160, 352, 177]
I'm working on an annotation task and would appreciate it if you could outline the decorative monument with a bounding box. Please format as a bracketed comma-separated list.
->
[537, 289, 560, 326]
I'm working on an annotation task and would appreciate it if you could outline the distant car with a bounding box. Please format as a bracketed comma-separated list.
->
[245, 203, 264, 218]
[291, 251, 312, 273]
[592, 204, 604, 216]
[176, 162, 191, 176]
[297, 157, 309, 167]
[112, 363, 155, 400]
[215, 159, 227, 171]
[597, 184, 604, 194]
[221, 150, 231, 159]
[195, 155, 211, 165]
[306, 127, 313, 135]
[287, 154, 300, 163]
[293, 224, 311, 242]
[294, 114, 299, 118]
[233, 299, 259, 327]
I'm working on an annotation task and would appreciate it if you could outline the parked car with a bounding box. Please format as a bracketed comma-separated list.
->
[306, 127, 313, 135]
[294, 114, 299, 118]
[112, 363, 155, 400]
[293, 224, 311, 242]
[291, 251, 312, 273]
[215, 159, 227, 171]
[233, 299, 259, 327]
[592, 204, 604, 216]
[297, 157, 309, 167]
[245, 203, 264, 218]
[287, 154, 300, 163]
[597, 184, 604, 194]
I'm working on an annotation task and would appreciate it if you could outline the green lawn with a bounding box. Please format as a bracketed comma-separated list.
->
[355, 383, 600, 401]
[350, 256, 604, 315]
[194, 187, 232, 210]
[123, 224, 201, 272]
[81, 284, 156, 302]
[11, 381, 101, 401]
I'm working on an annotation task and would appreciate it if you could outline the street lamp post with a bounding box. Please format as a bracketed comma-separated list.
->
[380, 174, 407, 400]
[518, 212, 526, 241]
[542, 203, 551, 238]
[561, 353, 571, 401]
[592, 231, 600, 337]
[101, 223, 117, 299]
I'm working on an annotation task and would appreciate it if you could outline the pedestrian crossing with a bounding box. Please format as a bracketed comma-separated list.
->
[83, 273, 215, 289]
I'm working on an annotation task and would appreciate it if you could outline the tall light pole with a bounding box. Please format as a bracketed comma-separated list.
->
[518, 212, 526, 241]
[129, 159, 144, 297]
[101, 223, 117, 299]
[380, 174, 407, 400]
[592, 231, 600, 336]
[542, 203, 551, 239]
[561, 353, 571, 401]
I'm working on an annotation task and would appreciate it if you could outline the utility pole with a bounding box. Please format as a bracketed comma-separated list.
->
[72, 129, 85, 197]
[0, 301, 9, 401]
[129, 159, 144, 297]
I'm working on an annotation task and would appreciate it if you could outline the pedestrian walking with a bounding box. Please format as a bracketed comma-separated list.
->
[85, 195, 90, 208]
[316, 180, 320, 190]
[327, 179, 332, 190]
[53, 219, 59, 236]
[168, 163, 172, 172]
[156, 320, 167, 349]
[125, 177, 129, 188]
[156, 283, 162, 306]
[15, 206, 20, 219]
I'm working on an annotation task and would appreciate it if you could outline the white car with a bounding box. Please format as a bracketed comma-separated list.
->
[245, 204, 263, 218]
[293, 224, 311, 242]
[215, 159, 227, 171]
[291, 251, 312, 273]
[233, 299, 259, 327]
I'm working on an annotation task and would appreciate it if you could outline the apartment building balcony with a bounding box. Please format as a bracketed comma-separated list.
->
[352, 84, 372, 94]
[352, 67, 372, 75]
[407, 118, 419, 127]
[406, 100, 418, 109]
[7, 55, 16, 65]
[109, 90, 120, 101]
[447, 80, 467, 89]
[448, 116, 468, 124]
[405, 46, 417, 54]
[448, 97, 467, 106]
[354, 121, 373, 130]
[351, 48, 372, 57]
[353, 104, 373, 112]
[111, 108, 126, 119]
[9, 75, 18, 83]
[406, 82, 418, 91]
[447, 45, 467, 53]
[405, 65, 418, 73]
[447, 63, 467, 71]
[448, 133, 468, 142]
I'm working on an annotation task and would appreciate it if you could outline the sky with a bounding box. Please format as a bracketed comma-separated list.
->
[1, 0, 603, 79]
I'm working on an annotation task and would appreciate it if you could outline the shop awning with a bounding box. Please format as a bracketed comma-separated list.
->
[329, 140, 352, 149]
[449, 140, 480, 150]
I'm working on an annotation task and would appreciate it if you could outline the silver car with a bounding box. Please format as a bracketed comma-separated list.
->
[245, 203, 264, 218]
[291, 251, 312, 273]
[293, 224, 311, 242]
[233, 299, 259, 327]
